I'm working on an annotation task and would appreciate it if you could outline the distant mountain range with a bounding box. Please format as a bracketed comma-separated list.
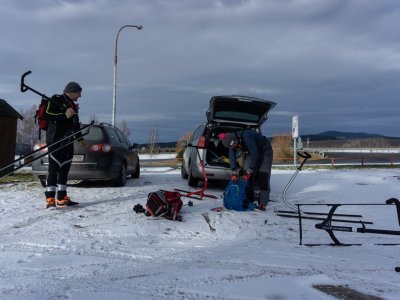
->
[136, 131, 400, 149]
[300, 131, 399, 141]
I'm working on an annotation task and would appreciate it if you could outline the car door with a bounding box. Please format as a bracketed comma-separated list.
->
[115, 129, 138, 174]
[103, 126, 126, 170]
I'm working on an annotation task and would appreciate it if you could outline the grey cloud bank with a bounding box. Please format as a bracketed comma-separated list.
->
[1, 0, 399, 143]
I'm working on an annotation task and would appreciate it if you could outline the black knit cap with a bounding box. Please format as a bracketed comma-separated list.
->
[221, 132, 238, 148]
[64, 81, 82, 93]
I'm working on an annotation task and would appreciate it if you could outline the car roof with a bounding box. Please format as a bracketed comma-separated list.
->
[206, 95, 276, 125]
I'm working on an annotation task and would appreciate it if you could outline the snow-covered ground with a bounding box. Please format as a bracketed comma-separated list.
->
[1, 166, 400, 299]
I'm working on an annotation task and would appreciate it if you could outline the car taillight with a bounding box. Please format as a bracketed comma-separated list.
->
[197, 136, 206, 149]
[33, 143, 47, 153]
[89, 144, 112, 153]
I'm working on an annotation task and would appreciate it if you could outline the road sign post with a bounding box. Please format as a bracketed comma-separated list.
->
[292, 115, 299, 166]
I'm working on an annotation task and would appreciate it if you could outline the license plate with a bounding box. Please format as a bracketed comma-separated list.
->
[72, 155, 84, 162]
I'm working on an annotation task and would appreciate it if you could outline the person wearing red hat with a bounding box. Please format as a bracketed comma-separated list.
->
[220, 130, 273, 211]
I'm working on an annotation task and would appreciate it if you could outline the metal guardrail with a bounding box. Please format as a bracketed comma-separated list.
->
[274, 154, 400, 167]
[303, 147, 400, 154]
[141, 154, 400, 168]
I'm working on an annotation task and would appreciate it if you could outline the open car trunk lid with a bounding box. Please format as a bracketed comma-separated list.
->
[206, 95, 276, 126]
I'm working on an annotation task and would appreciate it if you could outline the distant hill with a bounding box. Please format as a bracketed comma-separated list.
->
[135, 131, 400, 150]
[300, 131, 400, 148]
[301, 131, 390, 141]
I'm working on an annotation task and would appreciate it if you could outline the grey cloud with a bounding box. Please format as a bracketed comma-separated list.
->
[1, 0, 400, 142]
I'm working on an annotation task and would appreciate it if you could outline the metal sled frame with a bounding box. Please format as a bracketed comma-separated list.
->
[0, 122, 94, 180]
[295, 198, 400, 246]
[280, 151, 312, 212]
[277, 151, 364, 219]
[175, 147, 217, 200]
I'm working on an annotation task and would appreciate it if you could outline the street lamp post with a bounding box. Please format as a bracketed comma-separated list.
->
[112, 24, 143, 126]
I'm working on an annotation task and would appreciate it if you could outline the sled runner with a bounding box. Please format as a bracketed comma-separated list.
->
[279, 151, 312, 212]
[294, 198, 400, 246]
[277, 151, 366, 220]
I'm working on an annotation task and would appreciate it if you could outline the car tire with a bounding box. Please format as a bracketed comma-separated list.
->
[131, 161, 140, 178]
[114, 162, 127, 187]
[181, 163, 188, 179]
[187, 164, 199, 187]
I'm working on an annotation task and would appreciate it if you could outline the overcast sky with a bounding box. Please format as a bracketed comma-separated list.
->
[1, 0, 399, 143]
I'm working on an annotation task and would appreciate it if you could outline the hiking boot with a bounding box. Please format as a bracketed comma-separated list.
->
[56, 196, 79, 208]
[46, 197, 56, 209]
[257, 203, 267, 211]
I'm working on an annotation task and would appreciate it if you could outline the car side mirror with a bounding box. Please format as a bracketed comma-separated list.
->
[181, 141, 188, 148]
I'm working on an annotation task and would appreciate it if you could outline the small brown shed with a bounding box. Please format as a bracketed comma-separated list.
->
[0, 99, 23, 177]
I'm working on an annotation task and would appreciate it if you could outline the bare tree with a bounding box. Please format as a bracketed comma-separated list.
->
[148, 128, 159, 156]
[176, 131, 192, 158]
[118, 120, 131, 136]
[16, 105, 38, 153]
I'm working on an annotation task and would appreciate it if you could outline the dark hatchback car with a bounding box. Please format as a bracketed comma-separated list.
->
[32, 123, 140, 187]
[181, 95, 276, 187]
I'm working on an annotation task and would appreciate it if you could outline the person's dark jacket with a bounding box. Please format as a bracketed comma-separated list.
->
[43, 94, 81, 144]
[228, 129, 273, 173]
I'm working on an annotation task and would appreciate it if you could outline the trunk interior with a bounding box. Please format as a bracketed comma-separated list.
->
[205, 124, 247, 167]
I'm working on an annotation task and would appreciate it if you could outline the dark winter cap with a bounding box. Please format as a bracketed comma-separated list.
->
[64, 81, 82, 93]
[220, 132, 238, 148]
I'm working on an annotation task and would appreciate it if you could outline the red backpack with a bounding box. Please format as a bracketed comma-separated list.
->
[34, 97, 49, 131]
[145, 190, 183, 221]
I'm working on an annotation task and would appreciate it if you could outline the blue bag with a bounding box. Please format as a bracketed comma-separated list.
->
[223, 179, 255, 211]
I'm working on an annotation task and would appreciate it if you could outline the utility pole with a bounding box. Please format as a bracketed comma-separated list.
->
[112, 24, 143, 126]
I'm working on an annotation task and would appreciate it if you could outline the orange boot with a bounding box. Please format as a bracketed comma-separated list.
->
[46, 197, 56, 209]
[56, 196, 79, 208]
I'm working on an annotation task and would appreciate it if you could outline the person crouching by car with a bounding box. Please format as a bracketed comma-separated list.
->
[219, 130, 273, 211]
[43, 81, 86, 209]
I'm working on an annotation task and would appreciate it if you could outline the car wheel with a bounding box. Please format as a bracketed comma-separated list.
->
[114, 163, 127, 187]
[131, 161, 140, 178]
[187, 164, 199, 187]
[181, 163, 188, 179]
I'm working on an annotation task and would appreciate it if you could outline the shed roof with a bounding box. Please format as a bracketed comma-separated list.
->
[0, 99, 23, 119]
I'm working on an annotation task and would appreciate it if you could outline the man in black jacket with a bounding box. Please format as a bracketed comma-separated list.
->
[43, 82, 85, 208]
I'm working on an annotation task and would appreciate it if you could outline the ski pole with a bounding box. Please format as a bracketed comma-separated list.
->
[0, 122, 94, 175]
[0, 122, 94, 180]
[0, 131, 90, 181]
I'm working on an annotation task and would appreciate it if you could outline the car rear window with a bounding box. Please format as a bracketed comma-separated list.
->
[214, 111, 259, 122]
[104, 127, 122, 144]
[83, 126, 104, 141]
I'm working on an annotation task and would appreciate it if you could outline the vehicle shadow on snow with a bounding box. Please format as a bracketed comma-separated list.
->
[68, 179, 123, 188]
[77, 193, 145, 209]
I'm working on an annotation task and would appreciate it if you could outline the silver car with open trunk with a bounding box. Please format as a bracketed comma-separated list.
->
[181, 95, 276, 187]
